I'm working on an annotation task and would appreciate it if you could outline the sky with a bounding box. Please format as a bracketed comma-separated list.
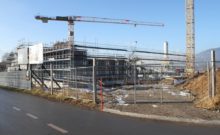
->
[0, 0, 220, 61]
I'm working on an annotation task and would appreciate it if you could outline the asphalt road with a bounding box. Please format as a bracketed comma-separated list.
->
[0, 88, 220, 135]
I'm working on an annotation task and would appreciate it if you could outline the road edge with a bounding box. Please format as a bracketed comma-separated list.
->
[104, 108, 220, 126]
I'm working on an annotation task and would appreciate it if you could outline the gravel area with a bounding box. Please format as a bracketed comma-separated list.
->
[106, 103, 220, 120]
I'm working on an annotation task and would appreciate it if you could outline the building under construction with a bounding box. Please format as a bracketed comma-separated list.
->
[38, 41, 127, 88]
[33, 15, 165, 89]
[19, 10, 190, 89]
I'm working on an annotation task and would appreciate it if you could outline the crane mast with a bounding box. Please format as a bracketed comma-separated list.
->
[186, 0, 195, 76]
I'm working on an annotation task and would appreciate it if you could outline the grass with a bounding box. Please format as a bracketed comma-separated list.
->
[0, 85, 97, 110]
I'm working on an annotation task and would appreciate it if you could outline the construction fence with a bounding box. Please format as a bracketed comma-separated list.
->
[4, 42, 219, 105]
[30, 61, 194, 105]
[58, 60, 219, 105]
[0, 71, 31, 90]
[99, 64, 194, 106]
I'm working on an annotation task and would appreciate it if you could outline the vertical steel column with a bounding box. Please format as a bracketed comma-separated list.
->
[27, 46, 32, 90]
[207, 63, 211, 97]
[160, 85, 164, 103]
[211, 50, 216, 98]
[41, 64, 44, 89]
[100, 79, 103, 111]
[30, 64, 32, 90]
[75, 68, 77, 89]
[133, 61, 136, 104]
[50, 63, 53, 95]
[92, 58, 97, 103]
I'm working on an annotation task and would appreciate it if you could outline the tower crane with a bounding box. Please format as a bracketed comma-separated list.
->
[35, 15, 164, 47]
[186, 0, 195, 76]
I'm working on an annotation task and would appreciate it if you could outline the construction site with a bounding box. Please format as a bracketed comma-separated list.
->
[0, 0, 220, 118]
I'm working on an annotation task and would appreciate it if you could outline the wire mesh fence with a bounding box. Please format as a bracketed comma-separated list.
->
[27, 43, 219, 105]
[0, 71, 31, 89]
[100, 63, 194, 107]
[30, 58, 195, 104]
[62, 67, 93, 100]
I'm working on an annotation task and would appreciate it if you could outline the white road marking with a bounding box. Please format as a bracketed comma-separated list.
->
[47, 123, 68, 134]
[12, 106, 21, 111]
[26, 113, 39, 120]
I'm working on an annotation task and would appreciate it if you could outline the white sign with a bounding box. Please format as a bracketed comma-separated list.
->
[29, 43, 43, 64]
[17, 47, 28, 64]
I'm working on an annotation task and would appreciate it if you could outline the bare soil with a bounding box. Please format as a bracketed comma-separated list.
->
[178, 70, 220, 109]
[106, 103, 220, 120]
[104, 70, 220, 120]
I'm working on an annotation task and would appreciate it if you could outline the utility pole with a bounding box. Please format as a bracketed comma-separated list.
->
[186, 0, 195, 76]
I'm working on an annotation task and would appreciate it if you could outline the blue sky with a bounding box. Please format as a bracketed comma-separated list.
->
[0, 0, 220, 60]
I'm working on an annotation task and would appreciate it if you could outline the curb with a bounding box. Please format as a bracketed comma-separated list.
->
[104, 108, 220, 126]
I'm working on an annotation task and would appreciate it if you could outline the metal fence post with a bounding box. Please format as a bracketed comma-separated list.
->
[50, 63, 53, 95]
[93, 58, 97, 104]
[161, 84, 163, 103]
[100, 79, 104, 111]
[134, 61, 136, 104]
[41, 64, 44, 89]
[207, 62, 211, 97]
[30, 64, 32, 90]
[211, 50, 216, 98]
[74, 67, 77, 89]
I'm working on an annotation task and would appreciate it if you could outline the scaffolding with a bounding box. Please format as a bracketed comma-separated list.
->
[31, 41, 128, 89]
[28, 39, 189, 92]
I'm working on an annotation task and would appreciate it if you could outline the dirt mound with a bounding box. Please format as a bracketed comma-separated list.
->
[179, 70, 220, 109]
[195, 96, 220, 109]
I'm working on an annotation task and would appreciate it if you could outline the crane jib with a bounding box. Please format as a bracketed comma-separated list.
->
[56, 16, 69, 21]
[35, 15, 164, 27]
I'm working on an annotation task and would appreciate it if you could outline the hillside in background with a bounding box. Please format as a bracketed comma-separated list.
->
[196, 47, 220, 71]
